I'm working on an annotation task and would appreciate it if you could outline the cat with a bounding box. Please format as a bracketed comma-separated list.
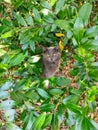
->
[41, 46, 61, 78]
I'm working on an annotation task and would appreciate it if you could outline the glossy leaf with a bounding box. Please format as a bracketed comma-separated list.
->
[41, 1, 51, 9]
[23, 111, 34, 130]
[56, 77, 70, 86]
[33, 8, 41, 21]
[37, 88, 50, 99]
[4, 109, 16, 122]
[0, 64, 8, 74]
[0, 100, 15, 110]
[58, 104, 64, 123]
[40, 104, 55, 112]
[50, 0, 58, 6]
[42, 114, 52, 128]
[73, 17, 84, 42]
[63, 95, 79, 105]
[16, 14, 27, 26]
[85, 26, 98, 37]
[66, 109, 76, 126]
[25, 14, 34, 26]
[0, 91, 9, 99]
[9, 53, 25, 67]
[65, 103, 82, 114]
[55, 20, 71, 31]
[6, 122, 21, 130]
[79, 3, 92, 26]
[55, 0, 65, 13]
[49, 88, 64, 96]
[14, 79, 29, 91]
[10, 91, 27, 104]
[30, 41, 35, 52]
[0, 81, 13, 91]
[51, 112, 59, 130]
[44, 15, 54, 23]
[1, 31, 13, 38]
[75, 116, 98, 130]
[33, 113, 46, 130]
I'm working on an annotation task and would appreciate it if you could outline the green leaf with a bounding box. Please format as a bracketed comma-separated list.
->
[63, 95, 79, 105]
[37, 88, 50, 99]
[89, 69, 98, 81]
[79, 3, 92, 26]
[85, 40, 98, 51]
[85, 26, 98, 38]
[58, 104, 64, 123]
[25, 14, 34, 26]
[73, 17, 84, 42]
[26, 91, 40, 103]
[87, 86, 98, 102]
[14, 79, 29, 91]
[23, 111, 34, 130]
[41, 1, 51, 9]
[12, 0, 23, 8]
[56, 77, 70, 86]
[33, 8, 41, 21]
[10, 91, 27, 105]
[0, 81, 13, 91]
[51, 112, 59, 130]
[74, 17, 84, 30]
[75, 116, 83, 130]
[90, 119, 98, 130]
[55, 0, 65, 13]
[55, 20, 71, 31]
[40, 104, 55, 112]
[6, 122, 21, 130]
[44, 15, 54, 23]
[75, 116, 98, 130]
[50, 0, 58, 6]
[9, 53, 25, 67]
[0, 64, 9, 74]
[0, 91, 9, 99]
[4, 109, 16, 122]
[66, 110, 76, 126]
[0, 100, 15, 110]
[66, 103, 82, 114]
[49, 88, 64, 96]
[16, 14, 27, 26]
[30, 41, 35, 52]
[1, 31, 13, 38]
[33, 113, 46, 130]
[42, 114, 52, 128]
[1, 19, 13, 27]
[88, 102, 96, 112]
[70, 68, 79, 76]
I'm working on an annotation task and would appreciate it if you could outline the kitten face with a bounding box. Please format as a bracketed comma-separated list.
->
[42, 46, 61, 66]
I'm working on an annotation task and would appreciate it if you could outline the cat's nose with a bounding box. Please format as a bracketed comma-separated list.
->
[51, 58, 53, 61]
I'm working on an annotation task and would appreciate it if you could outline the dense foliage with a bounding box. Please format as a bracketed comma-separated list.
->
[0, 0, 98, 130]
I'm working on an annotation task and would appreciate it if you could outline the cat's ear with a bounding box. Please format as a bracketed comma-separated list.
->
[54, 46, 59, 51]
[42, 47, 47, 52]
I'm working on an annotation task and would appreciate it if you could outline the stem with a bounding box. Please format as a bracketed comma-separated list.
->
[84, 61, 89, 85]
